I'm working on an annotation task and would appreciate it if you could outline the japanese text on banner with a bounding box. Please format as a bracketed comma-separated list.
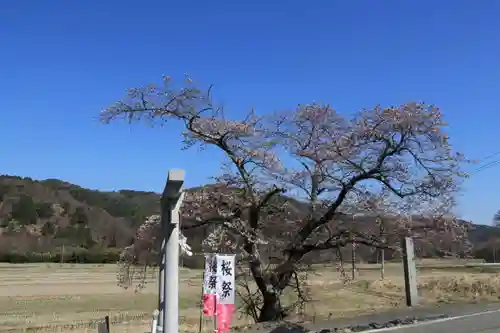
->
[216, 254, 235, 305]
[203, 254, 217, 294]
[203, 254, 218, 317]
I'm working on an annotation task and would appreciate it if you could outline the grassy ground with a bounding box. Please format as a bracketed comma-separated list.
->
[1, 260, 500, 333]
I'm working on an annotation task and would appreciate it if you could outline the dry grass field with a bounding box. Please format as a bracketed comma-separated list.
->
[1, 259, 500, 333]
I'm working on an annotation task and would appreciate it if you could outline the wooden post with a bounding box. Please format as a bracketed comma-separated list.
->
[105, 315, 110, 333]
[402, 237, 418, 306]
[60, 244, 65, 265]
[493, 244, 497, 263]
[380, 248, 385, 280]
[351, 241, 357, 280]
[97, 323, 108, 333]
[379, 218, 385, 280]
[97, 316, 110, 333]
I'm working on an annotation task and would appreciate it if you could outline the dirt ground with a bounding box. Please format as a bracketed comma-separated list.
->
[0, 260, 499, 333]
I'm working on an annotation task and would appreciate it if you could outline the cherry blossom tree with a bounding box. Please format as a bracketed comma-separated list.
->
[101, 75, 471, 322]
[493, 210, 500, 227]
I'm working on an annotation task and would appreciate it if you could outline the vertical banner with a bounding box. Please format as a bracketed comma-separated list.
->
[202, 254, 217, 316]
[215, 254, 235, 333]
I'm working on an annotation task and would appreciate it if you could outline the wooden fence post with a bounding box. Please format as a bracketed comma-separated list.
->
[351, 241, 357, 280]
[97, 315, 110, 333]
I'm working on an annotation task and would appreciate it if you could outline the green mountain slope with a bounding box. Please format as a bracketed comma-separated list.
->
[0, 174, 497, 263]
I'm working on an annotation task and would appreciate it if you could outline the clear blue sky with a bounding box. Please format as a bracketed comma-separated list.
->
[1, 1, 499, 225]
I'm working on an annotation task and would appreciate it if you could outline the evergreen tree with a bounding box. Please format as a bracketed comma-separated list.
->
[11, 195, 38, 225]
[35, 202, 54, 219]
[70, 207, 88, 225]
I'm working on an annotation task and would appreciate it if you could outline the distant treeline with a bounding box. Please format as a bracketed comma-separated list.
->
[0, 247, 122, 264]
[472, 246, 500, 263]
[0, 245, 497, 265]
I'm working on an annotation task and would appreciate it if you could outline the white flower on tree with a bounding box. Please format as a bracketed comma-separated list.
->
[116, 213, 193, 290]
[179, 231, 193, 256]
[137, 214, 192, 256]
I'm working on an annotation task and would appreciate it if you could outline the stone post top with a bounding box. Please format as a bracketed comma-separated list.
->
[162, 169, 185, 199]
[168, 169, 185, 182]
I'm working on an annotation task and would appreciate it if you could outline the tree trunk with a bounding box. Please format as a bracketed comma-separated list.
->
[245, 246, 290, 323]
[336, 246, 347, 280]
[258, 291, 284, 322]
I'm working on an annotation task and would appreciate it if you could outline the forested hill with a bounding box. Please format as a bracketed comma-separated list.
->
[0, 174, 498, 263]
[0, 175, 160, 252]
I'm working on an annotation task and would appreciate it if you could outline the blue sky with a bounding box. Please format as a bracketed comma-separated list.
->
[1, 1, 499, 224]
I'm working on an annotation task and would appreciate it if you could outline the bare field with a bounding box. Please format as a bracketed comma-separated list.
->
[1, 261, 500, 333]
